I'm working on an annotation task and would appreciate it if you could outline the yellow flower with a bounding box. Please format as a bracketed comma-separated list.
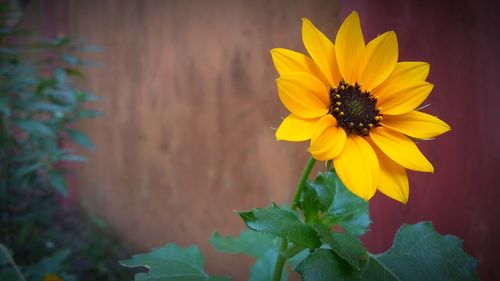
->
[43, 273, 64, 281]
[272, 11, 450, 203]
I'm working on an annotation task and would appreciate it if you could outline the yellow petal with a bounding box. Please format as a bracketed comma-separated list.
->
[377, 82, 433, 115]
[309, 115, 346, 160]
[302, 18, 342, 86]
[270, 48, 329, 87]
[369, 140, 409, 203]
[335, 11, 365, 84]
[333, 136, 378, 200]
[358, 31, 398, 91]
[277, 72, 329, 118]
[370, 126, 434, 172]
[382, 110, 451, 139]
[276, 114, 319, 141]
[374, 62, 430, 95]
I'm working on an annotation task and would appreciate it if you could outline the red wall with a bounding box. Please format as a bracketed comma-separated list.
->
[339, 1, 500, 280]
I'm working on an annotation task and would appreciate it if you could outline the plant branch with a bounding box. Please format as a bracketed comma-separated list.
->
[272, 238, 288, 281]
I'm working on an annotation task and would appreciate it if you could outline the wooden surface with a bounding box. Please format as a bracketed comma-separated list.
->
[22, 0, 500, 279]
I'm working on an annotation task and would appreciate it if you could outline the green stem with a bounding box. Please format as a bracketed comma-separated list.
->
[272, 238, 288, 281]
[284, 243, 305, 259]
[291, 156, 316, 210]
[0, 243, 26, 281]
[272, 157, 317, 281]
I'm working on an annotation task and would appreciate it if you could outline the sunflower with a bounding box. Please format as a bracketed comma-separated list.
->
[271, 11, 450, 203]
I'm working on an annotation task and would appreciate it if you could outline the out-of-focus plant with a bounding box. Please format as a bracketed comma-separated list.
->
[0, 5, 127, 281]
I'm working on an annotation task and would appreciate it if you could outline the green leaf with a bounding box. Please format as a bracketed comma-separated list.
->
[325, 170, 370, 236]
[77, 109, 104, 118]
[314, 224, 367, 270]
[249, 249, 287, 281]
[239, 205, 321, 249]
[60, 154, 88, 162]
[14, 119, 55, 137]
[300, 184, 321, 223]
[48, 170, 68, 196]
[25, 249, 73, 281]
[307, 171, 336, 212]
[209, 230, 279, 258]
[300, 170, 337, 223]
[295, 249, 359, 281]
[362, 222, 479, 281]
[120, 243, 230, 281]
[66, 129, 95, 151]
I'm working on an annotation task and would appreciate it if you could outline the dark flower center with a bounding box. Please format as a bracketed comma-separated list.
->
[328, 81, 382, 136]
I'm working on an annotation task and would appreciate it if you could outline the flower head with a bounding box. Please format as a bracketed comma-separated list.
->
[272, 11, 450, 203]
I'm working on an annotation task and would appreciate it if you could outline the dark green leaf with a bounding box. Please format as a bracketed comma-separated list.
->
[65, 68, 85, 79]
[249, 249, 287, 281]
[14, 119, 55, 137]
[314, 224, 367, 270]
[77, 110, 104, 118]
[60, 154, 88, 162]
[295, 249, 359, 281]
[54, 67, 66, 83]
[119, 243, 230, 281]
[209, 230, 278, 258]
[27, 102, 69, 113]
[300, 183, 321, 223]
[48, 170, 68, 196]
[66, 129, 95, 151]
[25, 250, 73, 281]
[0, 268, 18, 281]
[308, 171, 336, 212]
[362, 222, 479, 281]
[326, 170, 370, 236]
[239, 205, 321, 249]
[62, 54, 79, 66]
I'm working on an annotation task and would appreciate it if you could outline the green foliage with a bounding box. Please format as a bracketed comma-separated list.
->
[239, 204, 321, 249]
[296, 249, 359, 281]
[120, 244, 230, 281]
[314, 224, 367, 270]
[0, 7, 127, 281]
[365, 222, 480, 281]
[209, 230, 279, 258]
[210, 230, 295, 281]
[296, 222, 479, 281]
[298, 170, 371, 236]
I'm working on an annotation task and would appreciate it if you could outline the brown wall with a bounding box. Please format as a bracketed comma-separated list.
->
[21, 0, 500, 280]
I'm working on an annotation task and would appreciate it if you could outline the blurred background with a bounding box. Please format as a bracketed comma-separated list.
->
[2, 0, 499, 280]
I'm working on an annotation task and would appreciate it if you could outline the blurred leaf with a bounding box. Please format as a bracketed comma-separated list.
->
[14, 119, 55, 137]
[60, 154, 88, 162]
[65, 68, 84, 79]
[361, 222, 480, 281]
[0, 268, 18, 281]
[239, 204, 321, 249]
[14, 161, 45, 177]
[77, 110, 103, 118]
[325, 170, 370, 236]
[120, 243, 230, 281]
[48, 170, 68, 196]
[62, 54, 78, 66]
[66, 129, 95, 151]
[249, 249, 287, 281]
[54, 67, 66, 83]
[25, 249, 72, 281]
[27, 101, 69, 113]
[209, 230, 278, 258]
